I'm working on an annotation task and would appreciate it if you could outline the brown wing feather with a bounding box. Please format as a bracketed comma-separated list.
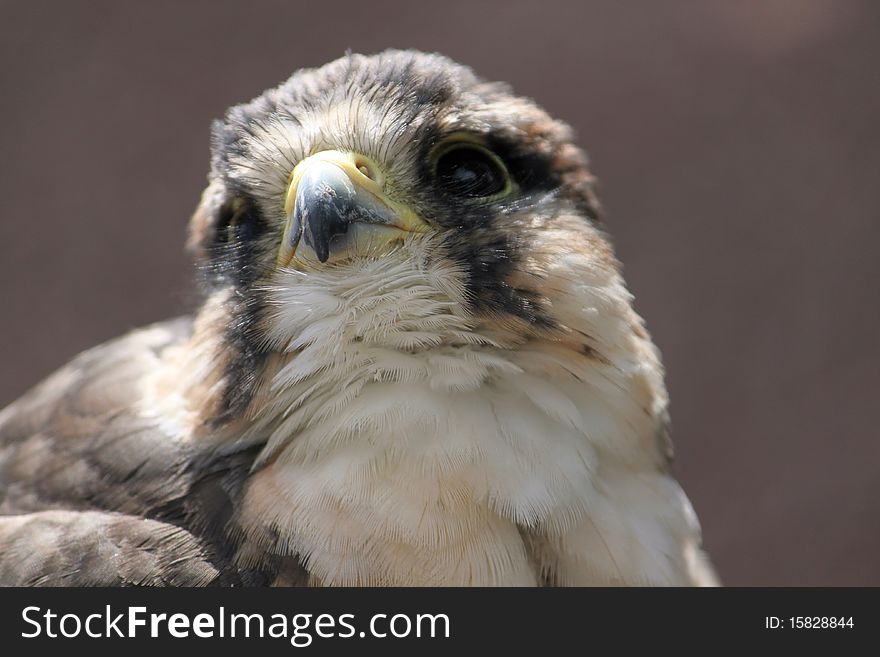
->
[0, 319, 194, 516]
[0, 510, 222, 586]
[0, 319, 292, 586]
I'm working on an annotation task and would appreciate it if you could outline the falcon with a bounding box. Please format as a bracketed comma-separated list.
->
[0, 50, 716, 586]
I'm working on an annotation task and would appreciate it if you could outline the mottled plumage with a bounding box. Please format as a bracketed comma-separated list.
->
[0, 50, 716, 586]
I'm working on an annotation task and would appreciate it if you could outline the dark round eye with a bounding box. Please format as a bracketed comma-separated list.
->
[215, 195, 265, 245]
[434, 144, 510, 199]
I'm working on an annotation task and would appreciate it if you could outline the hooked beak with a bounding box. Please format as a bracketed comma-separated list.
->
[277, 150, 429, 268]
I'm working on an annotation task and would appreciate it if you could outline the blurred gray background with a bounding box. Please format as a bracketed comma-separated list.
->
[1, 0, 877, 585]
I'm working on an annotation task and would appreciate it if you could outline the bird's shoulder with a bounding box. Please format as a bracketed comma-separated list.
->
[0, 318, 295, 585]
[0, 317, 256, 518]
[1, 319, 192, 511]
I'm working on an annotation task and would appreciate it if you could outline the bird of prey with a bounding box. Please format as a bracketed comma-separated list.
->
[0, 50, 716, 586]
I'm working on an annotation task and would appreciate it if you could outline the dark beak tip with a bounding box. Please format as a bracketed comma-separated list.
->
[296, 168, 357, 262]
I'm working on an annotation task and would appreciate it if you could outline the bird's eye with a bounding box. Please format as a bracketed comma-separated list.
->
[433, 143, 511, 199]
[215, 195, 264, 245]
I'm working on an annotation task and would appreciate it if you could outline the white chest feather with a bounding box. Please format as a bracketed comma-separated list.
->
[231, 240, 712, 585]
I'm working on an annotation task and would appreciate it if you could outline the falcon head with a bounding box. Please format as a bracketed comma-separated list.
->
[182, 50, 660, 451]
